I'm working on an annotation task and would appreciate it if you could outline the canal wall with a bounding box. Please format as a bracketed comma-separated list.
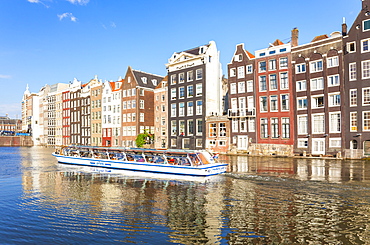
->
[0, 136, 33, 146]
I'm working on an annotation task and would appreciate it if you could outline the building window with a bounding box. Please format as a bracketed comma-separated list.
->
[310, 60, 323, 73]
[364, 19, 370, 31]
[196, 100, 202, 115]
[298, 115, 308, 135]
[140, 113, 144, 122]
[196, 84, 202, 96]
[349, 63, 357, 81]
[311, 77, 324, 91]
[260, 118, 268, 138]
[240, 117, 247, 132]
[237, 66, 245, 78]
[270, 95, 278, 112]
[187, 71, 194, 81]
[347, 42, 356, 53]
[246, 65, 253, 74]
[219, 123, 226, 136]
[230, 83, 237, 94]
[232, 118, 238, 132]
[171, 88, 177, 100]
[269, 74, 277, 90]
[328, 74, 340, 87]
[259, 76, 267, 91]
[295, 63, 306, 74]
[297, 139, 308, 148]
[179, 73, 185, 83]
[297, 97, 307, 110]
[328, 93, 340, 107]
[350, 89, 357, 107]
[171, 103, 176, 117]
[362, 39, 370, 53]
[329, 112, 341, 133]
[196, 119, 203, 135]
[362, 60, 370, 79]
[327, 56, 339, 68]
[171, 121, 177, 136]
[271, 118, 279, 138]
[282, 117, 290, 139]
[312, 95, 324, 108]
[259, 61, 266, 72]
[179, 120, 185, 135]
[312, 114, 325, 134]
[329, 138, 341, 148]
[249, 118, 255, 132]
[187, 101, 193, 116]
[171, 74, 177, 85]
[196, 139, 202, 148]
[350, 112, 357, 132]
[196, 69, 203, 80]
[363, 88, 370, 105]
[296, 80, 307, 91]
[246, 80, 253, 92]
[238, 81, 245, 93]
[260, 96, 268, 112]
[179, 87, 185, 99]
[179, 102, 185, 117]
[269, 59, 277, 71]
[209, 123, 217, 137]
[280, 57, 288, 69]
[280, 72, 289, 89]
[281, 94, 289, 111]
[230, 68, 236, 77]
[139, 99, 144, 109]
[364, 111, 370, 131]
[188, 120, 194, 135]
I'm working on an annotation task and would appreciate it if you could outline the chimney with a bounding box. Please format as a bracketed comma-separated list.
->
[291, 28, 299, 47]
[363, 0, 368, 11]
[342, 17, 347, 36]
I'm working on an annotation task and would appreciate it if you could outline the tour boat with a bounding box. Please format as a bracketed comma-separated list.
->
[52, 146, 227, 177]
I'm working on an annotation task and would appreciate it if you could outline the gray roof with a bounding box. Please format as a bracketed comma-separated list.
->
[132, 70, 164, 89]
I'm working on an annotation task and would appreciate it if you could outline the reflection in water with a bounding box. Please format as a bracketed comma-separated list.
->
[1, 147, 370, 244]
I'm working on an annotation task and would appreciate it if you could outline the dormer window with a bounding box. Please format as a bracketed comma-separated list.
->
[200, 47, 204, 54]
[152, 79, 157, 86]
[141, 77, 147, 84]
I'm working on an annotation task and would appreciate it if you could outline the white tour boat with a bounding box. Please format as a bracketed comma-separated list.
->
[52, 146, 227, 177]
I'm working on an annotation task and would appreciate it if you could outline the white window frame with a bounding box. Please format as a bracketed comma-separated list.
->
[311, 94, 325, 109]
[246, 80, 253, 92]
[362, 60, 370, 79]
[295, 63, 306, 74]
[327, 56, 339, 68]
[246, 65, 253, 74]
[281, 94, 289, 111]
[328, 92, 340, 107]
[350, 89, 357, 107]
[238, 81, 245, 93]
[350, 111, 357, 132]
[279, 57, 288, 69]
[363, 87, 370, 106]
[296, 80, 307, 92]
[361, 38, 370, 53]
[312, 113, 325, 134]
[297, 97, 307, 110]
[230, 83, 237, 94]
[327, 74, 340, 87]
[347, 41, 356, 53]
[329, 138, 341, 148]
[270, 95, 278, 112]
[310, 77, 324, 91]
[364, 111, 370, 131]
[280, 72, 289, 89]
[237, 66, 245, 79]
[297, 138, 308, 148]
[349, 62, 356, 81]
[230, 68, 236, 77]
[297, 115, 308, 135]
[310, 60, 323, 73]
[329, 112, 341, 133]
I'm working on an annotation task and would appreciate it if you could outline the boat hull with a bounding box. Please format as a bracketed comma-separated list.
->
[52, 153, 227, 177]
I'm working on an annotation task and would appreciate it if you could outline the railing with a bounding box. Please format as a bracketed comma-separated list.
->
[228, 108, 256, 118]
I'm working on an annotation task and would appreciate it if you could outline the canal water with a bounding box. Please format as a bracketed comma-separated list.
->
[1, 147, 370, 244]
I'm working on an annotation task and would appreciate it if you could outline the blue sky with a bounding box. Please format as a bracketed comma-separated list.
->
[0, 0, 360, 118]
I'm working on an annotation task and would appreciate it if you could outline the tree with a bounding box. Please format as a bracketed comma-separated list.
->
[135, 130, 154, 148]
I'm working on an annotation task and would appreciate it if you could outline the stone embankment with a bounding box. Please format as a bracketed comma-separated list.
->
[0, 136, 33, 146]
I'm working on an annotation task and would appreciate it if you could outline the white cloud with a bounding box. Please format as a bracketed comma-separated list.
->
[57, 13, 77, 22]
[66, 0, 89, 5]
[0, 75, 11, 79]
[0, 103, 21, 119]
[111, 22, 116, 28]
[27, 0, 41, 3]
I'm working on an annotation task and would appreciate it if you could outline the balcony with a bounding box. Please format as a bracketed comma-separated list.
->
[228, 108, 256, 118]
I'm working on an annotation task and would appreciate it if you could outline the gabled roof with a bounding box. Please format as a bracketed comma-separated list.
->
[270, 39, 284, 47]
[131, 68, 164, 89]
[311, 34, 329, 42]
[246, 50, 255, 59]
[179, 43, 211, 55]
[155, 76, 168, 89]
